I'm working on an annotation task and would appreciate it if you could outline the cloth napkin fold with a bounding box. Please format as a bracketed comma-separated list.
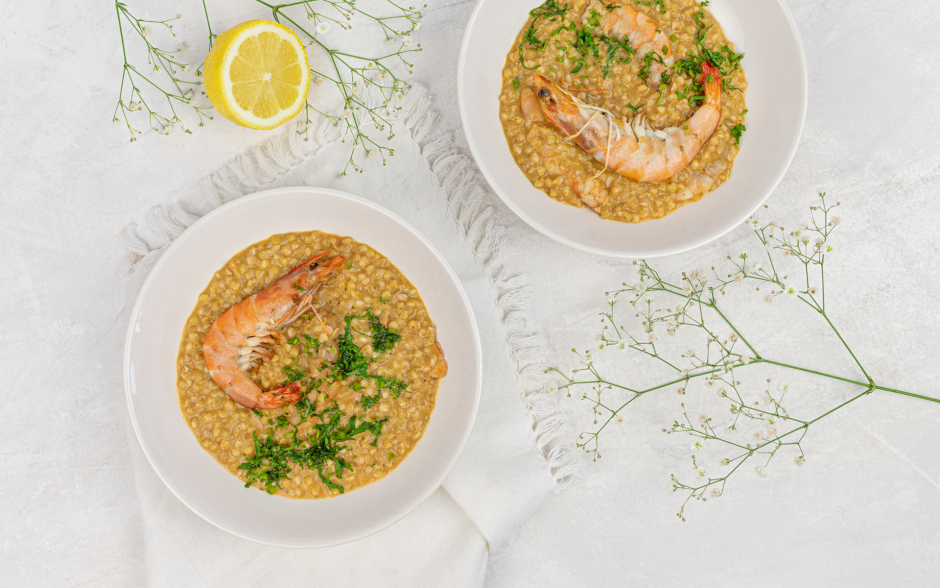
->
[121, 86, 584, 587]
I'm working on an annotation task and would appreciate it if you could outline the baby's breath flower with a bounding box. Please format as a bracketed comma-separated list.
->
[386, 37, 396, 47]
[766, 427, 777, 438]
[752, 262, 762, 273]
[733, 273, 743, 283]
[128, 101, 141, 111]
[342, 108, 353, 118]
[691, 441, 704, 452]
[316, 21, 330, 34]
[314, 76, 325, 85]
[143, 26, 152, 36]
[705, 380, 715, 388]
[181, 64, 191, 73]
[720, 458, 730, 466]
[784, 284, 798, 296]
[677, 387, 686, 395]
[402, 36, 413, 47]
[795, 456, 806, 467]
[825, 243, 835, 253]
[764, 294, 773, 304]
[696, 466, 707, 478]
[412, 21, 422, 31]
[710, 488, 720, 498]
[648, 333, 657, 342]
[755, 466, 767, 477]
[739, 354, 751, 364]
[112, 118, 121, 127]
[683, 284, 692, 294]
[698, 414, 708, 423]
[831, 216, 841, 225]
[808, 286, 819, 295]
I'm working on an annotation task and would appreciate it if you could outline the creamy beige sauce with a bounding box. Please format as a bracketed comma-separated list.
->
[500, 0, 748, 223]
[176, 231, 444, 499]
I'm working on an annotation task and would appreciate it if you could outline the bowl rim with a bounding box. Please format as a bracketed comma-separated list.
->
[122, 186, 483, 547]
[457, 0, 808, 259]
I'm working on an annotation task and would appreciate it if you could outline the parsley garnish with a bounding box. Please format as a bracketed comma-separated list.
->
[239, 406, 389, 495]
[634, 0, 666, 15]
[365, 308, 401, 353]
[518, 0, 571, 70]
[326, 310, 408, 397]
[730, 123, 746, 145]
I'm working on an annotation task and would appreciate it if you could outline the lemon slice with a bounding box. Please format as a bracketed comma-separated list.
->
[203, 20, 310, 130]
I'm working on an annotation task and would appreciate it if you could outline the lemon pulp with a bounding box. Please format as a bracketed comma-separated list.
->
[203, 21, 310, 130]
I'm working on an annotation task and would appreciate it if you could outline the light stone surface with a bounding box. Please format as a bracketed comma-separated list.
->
[2, 0, 939, 586]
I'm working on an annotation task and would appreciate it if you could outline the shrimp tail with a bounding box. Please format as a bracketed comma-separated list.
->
[258, 382, 303, 409]
[701, 62, 721, 105]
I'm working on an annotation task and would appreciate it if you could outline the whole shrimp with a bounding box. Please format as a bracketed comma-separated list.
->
[203, 251, 345, 409]
[583, 0, 674, 85]
[533, 62, 723, 195]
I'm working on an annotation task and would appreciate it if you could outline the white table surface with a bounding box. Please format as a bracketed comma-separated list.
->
[3, 0, 939, 586]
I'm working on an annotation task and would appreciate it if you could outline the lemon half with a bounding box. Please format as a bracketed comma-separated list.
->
[204, 20, 310, 130]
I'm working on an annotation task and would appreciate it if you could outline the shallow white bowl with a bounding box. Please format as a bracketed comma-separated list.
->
[458, 0, 807, 258]
[124, 187, 482, 547]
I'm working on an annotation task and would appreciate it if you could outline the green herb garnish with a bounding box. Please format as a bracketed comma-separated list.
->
[239, 406, 390, 495]
[518, 0, 571, 70]
[730, 123, 746, 145]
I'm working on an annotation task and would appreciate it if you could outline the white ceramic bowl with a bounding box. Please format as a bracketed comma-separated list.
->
[458, 0, 807, 258]
[124, 187, 482, 547]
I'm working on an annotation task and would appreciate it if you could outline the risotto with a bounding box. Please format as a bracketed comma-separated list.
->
[499, 0, 748, 223]
[176, 231, 445, 499]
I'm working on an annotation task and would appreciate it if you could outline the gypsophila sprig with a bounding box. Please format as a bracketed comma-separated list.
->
[550, 192, 940, 520]
[113, 2, 211, 140]
[256, 0, 425, 175]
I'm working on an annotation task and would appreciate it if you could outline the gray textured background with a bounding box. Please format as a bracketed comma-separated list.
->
[2, 0, 939, 586]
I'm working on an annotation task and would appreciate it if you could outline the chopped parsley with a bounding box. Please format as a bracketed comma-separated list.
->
[326, 310, 409, 400]
[239, 406, 388, 495]
[672, 12, 745, 99]
[365, 308, 401, 353]
[635, 0, 667, 14]
[518, 0, 571, 70]
[730, 123, 746, 145]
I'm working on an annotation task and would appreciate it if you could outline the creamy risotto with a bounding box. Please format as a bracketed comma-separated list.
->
[176, 231, 445, 499]
[500, 0, 748, 223]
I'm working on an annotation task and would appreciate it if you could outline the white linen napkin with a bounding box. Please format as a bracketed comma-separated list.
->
[121, 86, 585, 587]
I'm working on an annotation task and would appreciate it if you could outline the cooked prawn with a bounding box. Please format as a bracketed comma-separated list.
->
[583, 0, 674, 85]
[203, 251, 345, 409]
[533, 61, 722, 184]
[521, 87, 599, 207]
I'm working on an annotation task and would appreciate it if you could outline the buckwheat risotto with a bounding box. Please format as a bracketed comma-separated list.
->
[500, 0, 748, 223]
[176, 231, 447, 499]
